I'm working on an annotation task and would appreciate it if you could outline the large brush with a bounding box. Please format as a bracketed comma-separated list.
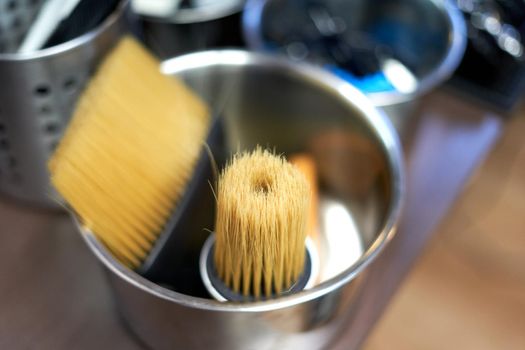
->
[49, 36, 211, 272]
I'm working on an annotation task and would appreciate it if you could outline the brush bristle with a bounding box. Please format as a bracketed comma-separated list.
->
[214, 148, 310, 299]
[49, 36, 210, 268]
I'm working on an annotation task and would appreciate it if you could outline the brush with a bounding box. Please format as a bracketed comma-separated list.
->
[200, 147, 314, 301]
[290, 154, 319, 243]
[48, 35, 212, 271]
[290, 154, 322, 285]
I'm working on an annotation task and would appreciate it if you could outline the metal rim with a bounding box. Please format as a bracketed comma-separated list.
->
[199, 234, 319, 302]
[242, 0, 467, 106]
[140, 0, 245, 25]
[0, 0, 129, 61]
[79, 50, 405, 313]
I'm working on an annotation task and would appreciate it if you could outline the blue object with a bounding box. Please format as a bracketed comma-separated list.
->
[327, 65, 396, 93]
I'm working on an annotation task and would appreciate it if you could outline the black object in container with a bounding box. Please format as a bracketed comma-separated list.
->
[137, 117, 226, 298]
[44, 0, 121, 48]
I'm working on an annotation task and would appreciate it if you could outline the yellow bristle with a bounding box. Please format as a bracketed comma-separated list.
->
[214, 148, 310, 299]
[49, 36, 210, 268]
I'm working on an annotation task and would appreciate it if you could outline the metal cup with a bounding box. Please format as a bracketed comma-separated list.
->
[138, 0, 245, 59]
[79, 50, 404, 350]
[242, 0, 466, 136]
[0, 0, 130, 207]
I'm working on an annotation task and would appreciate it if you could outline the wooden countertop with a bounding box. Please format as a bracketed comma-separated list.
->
[0, 92, 502, 349]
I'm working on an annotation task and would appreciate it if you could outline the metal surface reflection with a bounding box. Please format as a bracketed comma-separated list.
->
[319, 198, 363, 282]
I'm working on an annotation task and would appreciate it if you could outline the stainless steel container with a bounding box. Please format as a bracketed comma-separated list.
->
[0, 1, 129, 207]
[80, 50, 404, 350]
[0, 0, 46, 52]
[138, 0, 245, 59]
[243, 0, 467, 136]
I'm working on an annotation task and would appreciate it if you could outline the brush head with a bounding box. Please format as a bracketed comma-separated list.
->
[49, 36, 210, 268]
[213, 148, 311, 300]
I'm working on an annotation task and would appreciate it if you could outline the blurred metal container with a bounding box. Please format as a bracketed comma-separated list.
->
[138, 0, 245, 59]
[0, 0, 46, 52]
[243, 0, 467, 136]
[0, 1, 130, 207]
[79, 50, 404, 350]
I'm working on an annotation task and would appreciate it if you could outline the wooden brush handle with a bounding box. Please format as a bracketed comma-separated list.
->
[290, 154, 319, 245]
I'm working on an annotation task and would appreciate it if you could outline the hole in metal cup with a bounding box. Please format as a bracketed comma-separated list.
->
[33, 84, 51, 96]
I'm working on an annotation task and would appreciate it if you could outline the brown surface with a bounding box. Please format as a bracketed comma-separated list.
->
[363, 109, 525, 350]
[332, 92, 502, 350]
[0, 92, 502, 349]
[0, 203, 141, 349]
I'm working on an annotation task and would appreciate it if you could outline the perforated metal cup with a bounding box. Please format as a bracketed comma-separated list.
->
[0, 0, 129, 207]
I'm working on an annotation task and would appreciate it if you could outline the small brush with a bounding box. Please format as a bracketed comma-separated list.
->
[200, 148, 315, 301]
[49, 35, 213, 273]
